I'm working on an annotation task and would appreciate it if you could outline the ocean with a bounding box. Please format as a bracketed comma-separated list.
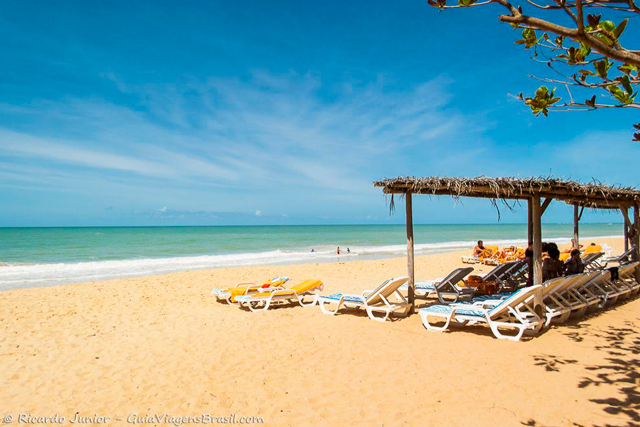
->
[0, 223, 623, 290]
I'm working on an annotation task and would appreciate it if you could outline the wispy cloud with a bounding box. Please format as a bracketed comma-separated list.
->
[0, 72, 486, 220]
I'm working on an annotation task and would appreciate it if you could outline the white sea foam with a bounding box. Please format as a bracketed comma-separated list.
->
[0, 235, 623, 291]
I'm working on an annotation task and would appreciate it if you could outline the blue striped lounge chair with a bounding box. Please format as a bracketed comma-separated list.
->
[317, 276, 410, 322]
[414, 267, 475, 304]
[418, 284, 544, 341]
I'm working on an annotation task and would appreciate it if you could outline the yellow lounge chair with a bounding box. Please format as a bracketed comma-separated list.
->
[211, 276, 290, 304]
[235, 280, 324, 311]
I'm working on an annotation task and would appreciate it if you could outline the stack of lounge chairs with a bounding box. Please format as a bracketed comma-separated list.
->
[419, 259, 639, 341]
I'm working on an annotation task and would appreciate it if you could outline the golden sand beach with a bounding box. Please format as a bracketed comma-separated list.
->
[1, 237, 638, 426]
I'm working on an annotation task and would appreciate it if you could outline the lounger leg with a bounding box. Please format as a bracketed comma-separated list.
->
[419, 310, 454, 332]
[365, 307, 390, 322]
[319, 298, 343, 315]
[488, 321, 526, 342]
[298, 294, 318, 307]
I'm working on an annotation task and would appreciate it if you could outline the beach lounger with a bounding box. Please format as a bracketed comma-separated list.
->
[610, 261, 640, 297]
[576, 270, 626, 306]
[461, 274, 591, 327]
[418, 284, 543, 341]
[235, 279, 323, 311]
[317, 276, 410, 322]
[582, 252, 604, 271]
[601, 247, 636, 267]
[461, 255, 480, 264]
[483, 260, 527, 290]
[211, 276, 290, 304]
[414, 267, 475, 304]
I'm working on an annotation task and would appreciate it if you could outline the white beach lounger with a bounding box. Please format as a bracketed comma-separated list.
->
[418, 284, 543, 341]
[317, 276, 410, 322]
[235, 279, 323, 311]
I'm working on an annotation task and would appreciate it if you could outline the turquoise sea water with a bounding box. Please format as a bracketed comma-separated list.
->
[0, 223, 623, 290]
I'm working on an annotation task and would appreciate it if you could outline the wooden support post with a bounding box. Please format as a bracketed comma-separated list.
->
[527, 200, 533, 247]
[540, 197, 553, 215]
[573, 205, 580, 249]
[634, 205, 640, 283]
[624, 220, 629, 253]
[622, 208, 633, 253]
[634, 205, 640, 263]
[532, 196, 543, 286]
[405, 192, 415, 314]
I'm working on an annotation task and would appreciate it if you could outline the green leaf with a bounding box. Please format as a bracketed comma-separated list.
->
[621, 75, 633, 95]
[594, 59, 612, 79]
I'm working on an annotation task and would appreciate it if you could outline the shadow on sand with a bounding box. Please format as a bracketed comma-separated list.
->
[528, 306, 640, 426]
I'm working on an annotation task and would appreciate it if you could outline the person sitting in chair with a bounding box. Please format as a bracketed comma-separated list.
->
[473, 240, 492, 258]
[543, 248, 564, 281]
[564, 249, 585, 275]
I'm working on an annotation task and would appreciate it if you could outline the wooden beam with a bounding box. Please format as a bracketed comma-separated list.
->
[381, 186, 637, 207]
[532, 196, 543, 287]
[540, 197, 553, 215]
[405, 192, 415, 315]
[624, 221, 629, 253]
[621, 208, 633, 230]
[578, 206, 585, 221]
[573, 204, 580, 248]
[527, 199, 533, 247]
[634, 205, 640, 264]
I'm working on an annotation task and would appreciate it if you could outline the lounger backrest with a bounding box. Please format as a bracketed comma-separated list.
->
[436, 267, 474, 292]
[483, 262, 515, 282]
[618, 261, 639, 278]
[365, 276, 410, 305]
[488, 285, 542, 319]
[617, 247, 635, 262]
[565, 271, 600, 293]
[290, 279, 322, 293]
[582, 269, 610, 290]
[500, 261, 526, 280]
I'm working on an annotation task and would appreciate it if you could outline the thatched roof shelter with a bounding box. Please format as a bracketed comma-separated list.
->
[374, 176, 640, 314]
[374, 176, 640, 210]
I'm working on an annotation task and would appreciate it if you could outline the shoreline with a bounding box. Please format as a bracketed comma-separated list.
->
[0, 236, 623, 292]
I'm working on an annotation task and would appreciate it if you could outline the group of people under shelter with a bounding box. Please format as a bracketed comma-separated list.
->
[473, 239, 597, 283]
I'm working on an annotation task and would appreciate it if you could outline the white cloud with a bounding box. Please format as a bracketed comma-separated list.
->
[255, 210, 263, 216]
[0, 72, 486, 213]
[158, 207, 167, 213]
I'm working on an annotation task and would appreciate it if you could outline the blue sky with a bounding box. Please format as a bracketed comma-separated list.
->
[1, 0, 638, 227]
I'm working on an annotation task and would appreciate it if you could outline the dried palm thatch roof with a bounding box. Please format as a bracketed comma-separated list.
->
[374, 176, 640, 210]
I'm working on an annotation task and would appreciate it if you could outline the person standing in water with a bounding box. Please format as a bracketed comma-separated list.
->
[336, 247, 341, 255]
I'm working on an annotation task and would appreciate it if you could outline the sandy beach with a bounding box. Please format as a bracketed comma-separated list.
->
[1, 236, 638, 426]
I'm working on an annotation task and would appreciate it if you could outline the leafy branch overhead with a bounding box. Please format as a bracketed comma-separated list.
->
[427, 0, 640, 141]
